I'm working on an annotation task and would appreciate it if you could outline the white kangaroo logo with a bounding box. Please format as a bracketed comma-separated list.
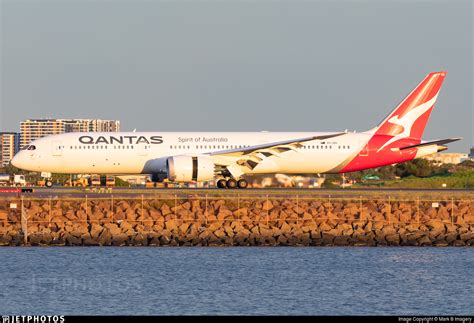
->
[377, 93, 438, 152]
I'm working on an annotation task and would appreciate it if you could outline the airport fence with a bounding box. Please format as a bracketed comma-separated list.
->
[1, 194, 473, 227]
[0, 193, 473, 246]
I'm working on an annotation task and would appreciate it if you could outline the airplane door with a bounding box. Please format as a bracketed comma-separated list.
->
[52, 141, 62, 156]
[138, 144, 148, 156]
[359, 141, 369, 156]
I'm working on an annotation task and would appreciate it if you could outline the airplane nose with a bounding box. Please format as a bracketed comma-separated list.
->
[11, 152, 24, 169]
[11, 154, 19, 168]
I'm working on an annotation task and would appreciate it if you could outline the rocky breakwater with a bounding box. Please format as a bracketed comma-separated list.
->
[0, 197, 473, 246]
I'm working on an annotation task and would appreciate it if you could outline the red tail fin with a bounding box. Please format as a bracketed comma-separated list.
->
[375, 71, 446, 151]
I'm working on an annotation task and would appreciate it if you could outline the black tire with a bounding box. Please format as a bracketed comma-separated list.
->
[237, 179, 248, 189]
[45, 180, 53, 188]
[226, 178, 237, 189]
[217, 179, 227, 189]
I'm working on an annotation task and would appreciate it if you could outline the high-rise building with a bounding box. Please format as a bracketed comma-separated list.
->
[0, 132, 20, 167]
[20, 119, 120, 148]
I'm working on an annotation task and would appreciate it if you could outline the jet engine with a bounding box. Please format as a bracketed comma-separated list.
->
[166, 156, 215, 182]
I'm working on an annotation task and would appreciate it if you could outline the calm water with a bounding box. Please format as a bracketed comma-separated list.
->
[0, 247, 472, 315]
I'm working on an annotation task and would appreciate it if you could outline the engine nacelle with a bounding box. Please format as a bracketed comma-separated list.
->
[167, 155, 215, 182]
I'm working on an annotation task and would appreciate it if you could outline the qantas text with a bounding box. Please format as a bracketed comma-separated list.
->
[78, 135, 164, 145]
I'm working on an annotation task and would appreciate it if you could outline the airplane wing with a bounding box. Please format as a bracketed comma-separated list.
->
[399, 138, 462, 150]
[208, 132, 347, 172]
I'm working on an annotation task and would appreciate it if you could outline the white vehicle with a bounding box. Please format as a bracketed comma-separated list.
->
[12, 72, 461, 189]
[0, 174, 27, 187]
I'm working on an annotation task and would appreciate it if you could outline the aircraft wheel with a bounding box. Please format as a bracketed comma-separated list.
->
[226, 178, 237, 189]
[45, 180, 53, 188]
[237, 179, 248, 189]
[217, 179, 227, 189]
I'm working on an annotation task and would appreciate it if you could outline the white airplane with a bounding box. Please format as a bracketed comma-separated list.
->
[12, 72, 461, 189]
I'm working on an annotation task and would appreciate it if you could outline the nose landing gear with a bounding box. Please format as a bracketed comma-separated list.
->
[216, 178, 248, 189]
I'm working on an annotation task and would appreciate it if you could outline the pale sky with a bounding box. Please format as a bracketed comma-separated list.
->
[1, 0, 472, 152]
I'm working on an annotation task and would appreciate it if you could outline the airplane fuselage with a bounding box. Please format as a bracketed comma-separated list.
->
[12, 131, 435, 175]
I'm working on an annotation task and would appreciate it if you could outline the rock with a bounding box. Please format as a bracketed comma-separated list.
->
[164, 219, 179, 232]
[66, 234, 82, 246]
[399, 212, 412, 223]
[64, 210, 77, 221]
[433, 240, 449, 247]
[464, 214, 474, 224]
[0, 210, 8, 222]
[262, 200, 273, 211]
[0, 234, 13, 246]
[444, 232, 459, 244]
[133, 233, 148, 246]
[112, 233, 129, 246]
[451, 239, 465, 246]
[90, 224, 103, 239]
[333, 235, 350, 246]
[322, 232, 335, 245]
[83, 238, 100, 246]
[460, 232, 474, 242]
[319, 222, 332, 232]
[120, 221, 134, 232]
[149, 209, 162, 220]
[405, 224, 421, 232]
[375, 233, 387, 245]
[386, 234, 400, 246]
[234, 208, 248, 217]
[309, 230, 321, 240]
[103, 223, 121, 236]
[214, 229, 226, 239]
[161, 203, 171, 216]
[279, 222, 292, 234]
[428, 229, 445, 240]
[98, 228, 112, 246]
[418, 235, 432, 246]
[426, 219, 446, 231]
[29, 233, 43, 246]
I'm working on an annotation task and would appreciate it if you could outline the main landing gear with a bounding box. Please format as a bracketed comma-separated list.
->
[217, 178, 248, 189]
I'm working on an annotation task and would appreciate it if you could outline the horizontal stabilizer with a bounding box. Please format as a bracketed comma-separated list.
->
[399, 138, 462, 150]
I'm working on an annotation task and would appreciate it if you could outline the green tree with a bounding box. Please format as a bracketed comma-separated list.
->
[395, 159, 444, 178]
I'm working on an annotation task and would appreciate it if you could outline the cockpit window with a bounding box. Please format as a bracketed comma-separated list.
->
[27, 145, 36, 150]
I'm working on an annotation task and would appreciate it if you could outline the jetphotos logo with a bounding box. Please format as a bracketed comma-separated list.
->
[78, 135, 163, 145]
[1, 316, 65, 323]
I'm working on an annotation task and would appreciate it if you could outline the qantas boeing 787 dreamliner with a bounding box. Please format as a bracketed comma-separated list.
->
[12, 72, 461, 188]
